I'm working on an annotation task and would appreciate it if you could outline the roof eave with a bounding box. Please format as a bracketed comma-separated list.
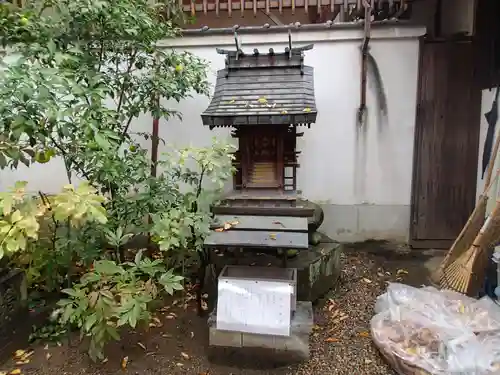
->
[201, 111, 317, 127]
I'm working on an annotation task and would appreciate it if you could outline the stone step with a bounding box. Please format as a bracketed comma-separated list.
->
[211, 204, 314, 217]
[207, 301, 313, 364]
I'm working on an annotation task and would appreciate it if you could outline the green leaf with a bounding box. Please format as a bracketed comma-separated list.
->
[94, 260, 124, 275]
[94, 132, 111, 150]
[106, 325, 120, 341]
[47, 40, 57, 55]
[84, 313, 98, 332]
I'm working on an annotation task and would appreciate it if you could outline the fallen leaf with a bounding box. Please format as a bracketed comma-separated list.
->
[228, 99, 235, 104]
[257, 97, 268, 104]
[137, 342, 146, 351]
[458, 303, 465, 314]
[406, 347, 417, 355]
[280, 110, 288, 115]
[15, 361, 29, 365]
[312, 324, 321, 331]
[325, 337, 339, 343]
[214, 228, 224, 232]
[176, 363, 184, 367]
[0, 371, 7, 375]
[223, 222, 231, 230]
[43, 345, 49, 350]
[45, 353, 52, 360]
[397, 269, 408, 275]
[9, 370, 21, 375]
[121, 356, 128, 370]
[202, 293, 208, 299]
[181, 352, 190, 360]
[102, 358, 108, 364]
[269, 233, 277, 240]
[377, 272, 385, 277]
[14, 350, 25, 359]
[230, 220, 239, 226]
[303, 107, 312, 112]
[364, 359, 373, 364]
[362, 278, 372, 284]
[358, 331, 370, 338]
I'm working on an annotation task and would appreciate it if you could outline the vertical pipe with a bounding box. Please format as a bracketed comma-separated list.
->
[151, 100, 159, 177]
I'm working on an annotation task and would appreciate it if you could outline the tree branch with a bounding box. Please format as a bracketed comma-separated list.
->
[116, 50, 137, 115]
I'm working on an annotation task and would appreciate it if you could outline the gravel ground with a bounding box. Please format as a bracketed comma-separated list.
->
[0, 243, 441, 375]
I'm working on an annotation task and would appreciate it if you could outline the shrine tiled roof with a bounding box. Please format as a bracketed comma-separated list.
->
[201, 41, 317, 128]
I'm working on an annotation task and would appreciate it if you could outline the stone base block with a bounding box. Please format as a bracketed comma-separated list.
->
[290, 241, 342, 302]
[207, 301, 313, 365]
[209, 241, 343, 304]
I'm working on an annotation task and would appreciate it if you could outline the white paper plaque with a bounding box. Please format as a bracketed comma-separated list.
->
[216, 278, 292, 336]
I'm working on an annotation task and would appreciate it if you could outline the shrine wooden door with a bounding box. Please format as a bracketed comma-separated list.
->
[241, 127, 284, 189]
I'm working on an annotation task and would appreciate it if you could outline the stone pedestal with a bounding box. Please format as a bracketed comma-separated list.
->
[208, 301, 313, 365]
[209, 239, 342, 303]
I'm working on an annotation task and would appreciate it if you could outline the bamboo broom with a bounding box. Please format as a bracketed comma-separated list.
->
[439, 198, 500, 296]
[431, 127, 500, 288]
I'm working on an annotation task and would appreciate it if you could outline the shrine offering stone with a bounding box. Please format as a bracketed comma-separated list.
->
[208, 301, 313, 365]
[0, 269, 28, 356]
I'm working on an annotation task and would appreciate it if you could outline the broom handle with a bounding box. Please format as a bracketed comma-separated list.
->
[484, 129, 500, 193]
[484, 168, 500, 197]
[472, 198, 500, 248]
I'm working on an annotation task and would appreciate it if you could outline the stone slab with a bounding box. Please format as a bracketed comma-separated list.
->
[212, 215, 308, 232]
[208, 301, 313, 364]
[204, 230, 309, 250]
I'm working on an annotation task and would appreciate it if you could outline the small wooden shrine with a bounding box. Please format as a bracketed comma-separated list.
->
[199, 32, 320, 364]
[201, 32, 317, 192]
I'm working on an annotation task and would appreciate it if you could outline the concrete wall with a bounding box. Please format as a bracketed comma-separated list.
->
[0, 25, 425, 243]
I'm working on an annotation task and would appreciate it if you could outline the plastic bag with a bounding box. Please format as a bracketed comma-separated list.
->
[371, 283, 500, 375]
